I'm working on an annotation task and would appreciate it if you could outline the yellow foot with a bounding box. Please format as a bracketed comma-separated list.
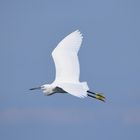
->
[95, 93, 106, 102]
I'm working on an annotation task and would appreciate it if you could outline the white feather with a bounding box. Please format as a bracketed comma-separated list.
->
[52, 30, 82, 83]
[52, 30, 89, 98]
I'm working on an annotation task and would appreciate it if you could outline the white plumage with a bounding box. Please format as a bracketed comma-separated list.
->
[30, 30, 105, 102]
[52, 30, 89, 98]
[52, 30, 82, 83]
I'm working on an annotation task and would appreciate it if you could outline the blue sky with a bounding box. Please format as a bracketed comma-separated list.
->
[0, 0, 140, 140]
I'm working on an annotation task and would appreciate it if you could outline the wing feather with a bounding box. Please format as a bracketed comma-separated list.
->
[52, 30, 83, 83]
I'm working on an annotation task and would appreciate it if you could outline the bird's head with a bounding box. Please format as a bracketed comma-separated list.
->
[29, 84, 53, 95]
[41, 84, 51, 93]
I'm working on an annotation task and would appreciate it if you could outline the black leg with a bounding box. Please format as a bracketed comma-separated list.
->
[87, 90, 106, 102]
[87, 90, 96, 95]
[87, 94, 96, 99]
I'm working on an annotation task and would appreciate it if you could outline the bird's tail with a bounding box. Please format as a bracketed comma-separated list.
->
[81, 82, 89, 91]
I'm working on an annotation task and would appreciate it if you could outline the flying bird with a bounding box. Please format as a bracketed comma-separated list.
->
[30, 30, 105, 102]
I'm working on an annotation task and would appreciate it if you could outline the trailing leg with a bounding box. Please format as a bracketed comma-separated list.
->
[87, 90, 105, 102]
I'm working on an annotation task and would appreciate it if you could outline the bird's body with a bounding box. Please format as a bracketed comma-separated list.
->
[30, 30, 105, 102]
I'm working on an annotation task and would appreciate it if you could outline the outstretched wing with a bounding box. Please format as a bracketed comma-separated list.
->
[52, 30, 83, 83]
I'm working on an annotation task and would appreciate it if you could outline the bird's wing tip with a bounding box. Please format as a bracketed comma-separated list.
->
[74, 30, 83, 38]
[75, 29, 81, 33]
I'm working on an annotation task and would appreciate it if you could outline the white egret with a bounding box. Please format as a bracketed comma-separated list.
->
[30, 30, 105, 102]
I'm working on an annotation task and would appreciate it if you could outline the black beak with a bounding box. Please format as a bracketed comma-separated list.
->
[29, 87, 41, 90]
